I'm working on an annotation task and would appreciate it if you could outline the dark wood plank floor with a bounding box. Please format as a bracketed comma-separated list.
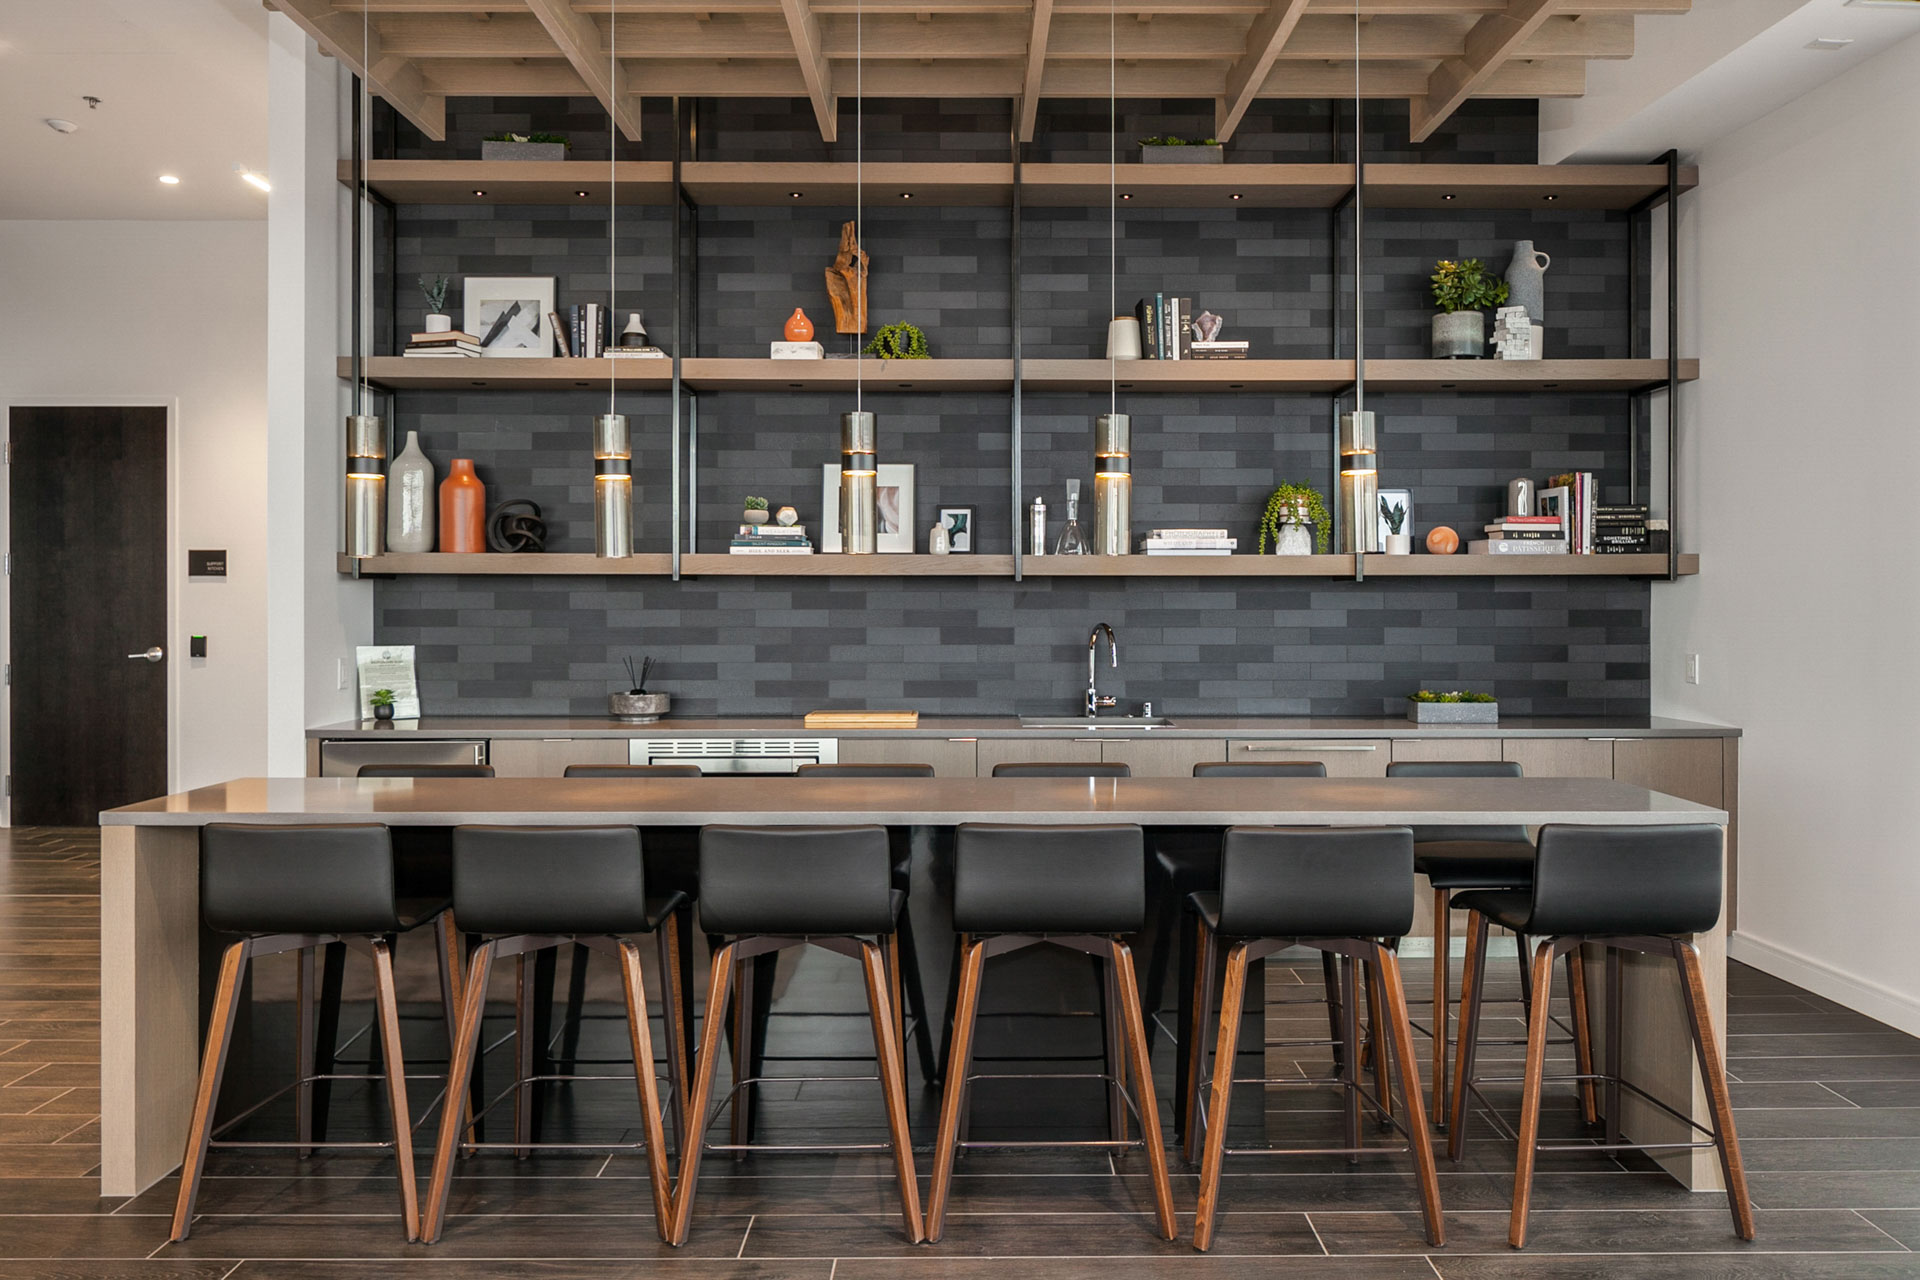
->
[3, 826, 1918, 1278]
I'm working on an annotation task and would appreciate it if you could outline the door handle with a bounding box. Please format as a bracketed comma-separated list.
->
[127, 646, 164, 663]
[1240, 743, 1376, 752]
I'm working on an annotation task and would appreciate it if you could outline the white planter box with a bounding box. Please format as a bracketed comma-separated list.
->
[1141, 145, 1223, 165]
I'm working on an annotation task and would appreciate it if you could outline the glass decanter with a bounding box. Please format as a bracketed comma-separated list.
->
[1054, 479, 1090, 555]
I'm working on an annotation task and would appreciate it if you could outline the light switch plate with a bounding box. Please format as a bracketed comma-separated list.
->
[1685, 653, 1701, 685]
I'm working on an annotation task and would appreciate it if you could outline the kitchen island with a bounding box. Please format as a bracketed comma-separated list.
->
[100, 774, 1729, 1201]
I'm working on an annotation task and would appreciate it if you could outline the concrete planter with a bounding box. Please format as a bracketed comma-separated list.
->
[1432, 310, 1485, 359]
[1141, 145, 1223, 164]
[481, 140, 567, 162]
[1407, 700, 1499, 724]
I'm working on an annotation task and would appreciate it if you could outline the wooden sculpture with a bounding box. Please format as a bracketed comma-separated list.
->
[826, 221, 869, 334]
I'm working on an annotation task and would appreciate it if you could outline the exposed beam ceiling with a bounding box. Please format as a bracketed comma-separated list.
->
[1216, 0, 1310, 139]
[1409, 0, 1562, 142]
[780, 0, 838, 141]
[1016, 0, 1053, 141]
[268, 0, 448, 139]
[523, 0, 645, 139]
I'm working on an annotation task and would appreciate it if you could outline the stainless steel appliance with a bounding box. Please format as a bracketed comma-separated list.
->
[317, 739, 488, 777]
[630, 738, 838, 774]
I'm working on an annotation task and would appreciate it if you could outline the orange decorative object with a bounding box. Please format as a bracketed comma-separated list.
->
[1425, 525, 1460, 555]
[784, 308, 815, 342]
[439, 458, 487, 553]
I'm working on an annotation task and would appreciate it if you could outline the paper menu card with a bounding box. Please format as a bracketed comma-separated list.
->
[356, 645, 421, 720]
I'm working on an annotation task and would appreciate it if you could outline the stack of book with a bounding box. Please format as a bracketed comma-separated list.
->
[1138, 528, 1236, 556]
[729, 524, 814, 555]
[1469, 514, 1568, 556]
[1594, 504, 1651, 554]
[403, 330, 482, 358]
[1131, 296, 1248, 360]
[1544, 471, 1596, 552]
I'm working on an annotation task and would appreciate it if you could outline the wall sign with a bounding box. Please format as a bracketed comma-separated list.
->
[188, 549, 227, 577]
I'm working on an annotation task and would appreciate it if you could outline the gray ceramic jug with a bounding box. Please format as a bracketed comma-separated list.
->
[1505, 241, 1550, 323]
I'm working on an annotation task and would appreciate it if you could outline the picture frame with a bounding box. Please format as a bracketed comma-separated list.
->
[462, 276, 556, 357]
[820, 463, 916, 553]
[1376, 489, 1414, 544]
[938, 505, 976, 553]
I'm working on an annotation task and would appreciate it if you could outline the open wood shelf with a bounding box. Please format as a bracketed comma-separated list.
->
[682, 357, 1012, 391]
[1024, 359, 1351, 393]
[680, 553, 1017, 576]
[346, 357, 672, 391]
[1362, 358, 1698, 393]
[680, 162, 1016, 207]
[1026, 553, 1696, 577]
[1022, 164, 1356, 209]
[1363, 163, 1697, 210]
[340, 553, 674, 576]
[342, 160, 675, 205]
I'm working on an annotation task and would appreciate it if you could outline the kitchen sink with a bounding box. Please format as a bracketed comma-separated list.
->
[1017, 715, 1176, 730]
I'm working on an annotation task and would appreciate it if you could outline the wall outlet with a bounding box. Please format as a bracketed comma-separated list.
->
[1685, 653, 1701, 685]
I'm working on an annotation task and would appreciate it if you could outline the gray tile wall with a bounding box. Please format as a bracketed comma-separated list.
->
[370, 97, 1654, 720]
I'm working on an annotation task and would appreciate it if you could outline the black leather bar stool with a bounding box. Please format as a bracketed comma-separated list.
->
[926, 822, 1177, 1244]
[421, 826, 686, 1244]
[1448, 823, 1753, 1248]
[1186, 826, 1443, 1252]
[1386, 760, 1593, 1127]
[670, 824, 922, 1247]
[172, 824, 454, 1242]
[990, 760, 1131, 778]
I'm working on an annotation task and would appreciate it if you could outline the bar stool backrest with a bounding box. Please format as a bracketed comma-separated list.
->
[1216, 826, 1414, 938]
[357, 763, 496, 778]
[563, 764, 702, 777]
[1194, 761, 1327, 778]
[452, 825, 648, 936]
[991, 761, 1131, 778]
[797, 763, 936, 778]
[1385, 760, 1527, 845]
[1528, 824, 1723, 938]
[699, 825, 896, 936]
[953, 823, 1145, 935]
[201, 823, 401, 935]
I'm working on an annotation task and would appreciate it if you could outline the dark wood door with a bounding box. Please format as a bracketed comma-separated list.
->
[9, 406, 168, 825]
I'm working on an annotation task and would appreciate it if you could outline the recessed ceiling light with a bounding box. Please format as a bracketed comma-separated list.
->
[1543, 193, 1559, 202]
[472, 189, 486, 196]
[790, 191, 803, 198]
[158, 174, 180, 186]
[1442, 193, 1455, 201]
[1805, 36, 1856, 50]
[576, 189, 590, 197]
[1230, 192, 1243, 200]
[1121, 192, 1133, 200]
[899, 192, 912, 199]
[234, 164, 271, 192]
[44, 118, 78, 134]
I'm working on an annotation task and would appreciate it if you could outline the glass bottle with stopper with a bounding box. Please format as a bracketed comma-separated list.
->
[1054, 479, 1090, 555]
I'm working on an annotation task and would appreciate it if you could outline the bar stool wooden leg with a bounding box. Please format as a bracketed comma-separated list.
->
[1507, 938, 1560, 1249]
[926, 935, 986, 1243]
[1372, 943, 1445, 1247]
[1183, 922, 1218, 1166]
[885, 933, 908, 1075]
[1103, 955, 1129, 1143]
[422, 940, 496, 1244]
[170, 939, 249, 1242]
[1432, 886, 1451, 1123]
[860, 939, 925, 1244]
[1322, 950, 1345, 1075]
[617, 939, 674, 1237]
[667, 942, 736, 1247]
[369, 939, 421, 1242]
[1110, 940, 1177, 1241]
[1366, 958, 1395, 1130]
[729, 955, 754, 1155]
[654, 913, 690, 1158]
[1567, 947, 1598, 1126]
[1674, 940, 1756, 1241]
[1192, 939, 1249, 1253]
[1449, 910, 1491, 1161]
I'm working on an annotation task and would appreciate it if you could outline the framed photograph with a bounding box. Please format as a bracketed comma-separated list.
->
[820, 463, 916, 553]
[938, 505, 976, 553]
[463, 276, 556, 357]
[1376, 489, 1414, 544]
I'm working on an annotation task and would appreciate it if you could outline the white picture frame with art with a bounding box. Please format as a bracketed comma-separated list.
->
[820, 463, 915, 553]
[462, 276, 556, 357]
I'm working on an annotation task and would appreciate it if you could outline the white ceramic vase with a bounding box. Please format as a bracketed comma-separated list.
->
[1385, 533, 1412, 555]
[387, 431, 436, 553]
[423, 314, 452, 334]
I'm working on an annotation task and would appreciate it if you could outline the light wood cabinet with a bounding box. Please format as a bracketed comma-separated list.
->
[1099, 738, 1225, 777]
[837, 737, 978, 777]
[1612, 737, 1723, 807]
[1223, 739, 1389, 777]
[1392, 738, 1502, 763]
[975, 738, 1102, 774]
[1503, 737, 1615, 778]
[488, 737, 629, 778]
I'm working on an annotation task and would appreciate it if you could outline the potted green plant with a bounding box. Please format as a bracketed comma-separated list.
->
[369, 688, 396, 723]
[1257, 483, 1331, 555]
[1430, 259, 1509, 359]
[1406, 689, 1499, 724]
[1139, 135, 1224, 165]
[419, 275, 451, 334]
[481, 132, 569, 162]
[743, 495, 770, 525]
[863, 322, 930, 359]
[1380, 495, 1411, 555]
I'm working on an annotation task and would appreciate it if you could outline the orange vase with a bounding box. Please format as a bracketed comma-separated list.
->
[439, 459, 487, 553]
[784, 308, 814, 342]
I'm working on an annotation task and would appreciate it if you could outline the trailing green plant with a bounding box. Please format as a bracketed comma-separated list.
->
[1138, 135, 1221, 146]
[743, 496, 769, 511]
[1379, 496, 1407, 535]
[419, 275, 449, 313]
[369, 688, 395, 708]
[1407, 690, 1497, 704]
[1257, 482, 1332, 555]
[484, 132, 570, 148]
[863, 322, 930, 359]
[1429, 259, 1509, 315]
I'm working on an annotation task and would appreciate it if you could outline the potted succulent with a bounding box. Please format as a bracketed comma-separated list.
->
[743, 496, 770, 525]
[1430, 259, 1509, 359]
[481, 132, 569, 162]
[1380, 495, 1411, 555]
[1406, 689, 1499, 724]
[1139, 135, 1224, 164]
[369, 688, 396, 723]
[1257, 483, 1331, 556]
[419, 275, 451, 334]
[609, 656, 669, 722]
[863, 322, 930, 359]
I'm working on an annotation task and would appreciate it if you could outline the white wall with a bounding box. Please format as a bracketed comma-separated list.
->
[0, 219, 270, 793]
[1657, 31, 1920, 1034]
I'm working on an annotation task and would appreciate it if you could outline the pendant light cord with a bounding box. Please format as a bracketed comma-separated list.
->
[609, 0, 618, 416]
[1352, 0, 1363, 414]
[358, 0, 370, 418]
[1108, 0, 1116, 416]
[855, 0, 863, 412]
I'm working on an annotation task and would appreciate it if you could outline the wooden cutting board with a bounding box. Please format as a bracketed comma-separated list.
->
[803, 710, 920, 728]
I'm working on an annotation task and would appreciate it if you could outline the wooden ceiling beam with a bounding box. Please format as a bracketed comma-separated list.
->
[268, 0, 447, 140]
[780, 0, 838, 140]
[523, 0, 645, 139]
[336, 0, 1685, 12]
[417, 58, 589, 93]
[1215, 0, 1310, 139]
[1017, 0, 1055, 142]
[1410, 0, 1562, 141]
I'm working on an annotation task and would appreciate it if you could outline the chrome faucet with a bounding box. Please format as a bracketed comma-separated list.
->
[1086, 623, 1118, 717]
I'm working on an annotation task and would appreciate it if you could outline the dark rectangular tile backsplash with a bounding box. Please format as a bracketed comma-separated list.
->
[371, 96, 1653, 720]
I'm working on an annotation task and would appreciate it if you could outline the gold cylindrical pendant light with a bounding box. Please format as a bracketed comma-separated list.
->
[1093, 412, 1131, 556]
[594, 413, 632, 557]
[840, 410, 877, 554]
[344, 413, 387, 559]
[1338, 410, 1379, 554]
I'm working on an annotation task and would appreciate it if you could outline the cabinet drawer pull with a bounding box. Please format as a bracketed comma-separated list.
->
[1240, 743, 1377, 753]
